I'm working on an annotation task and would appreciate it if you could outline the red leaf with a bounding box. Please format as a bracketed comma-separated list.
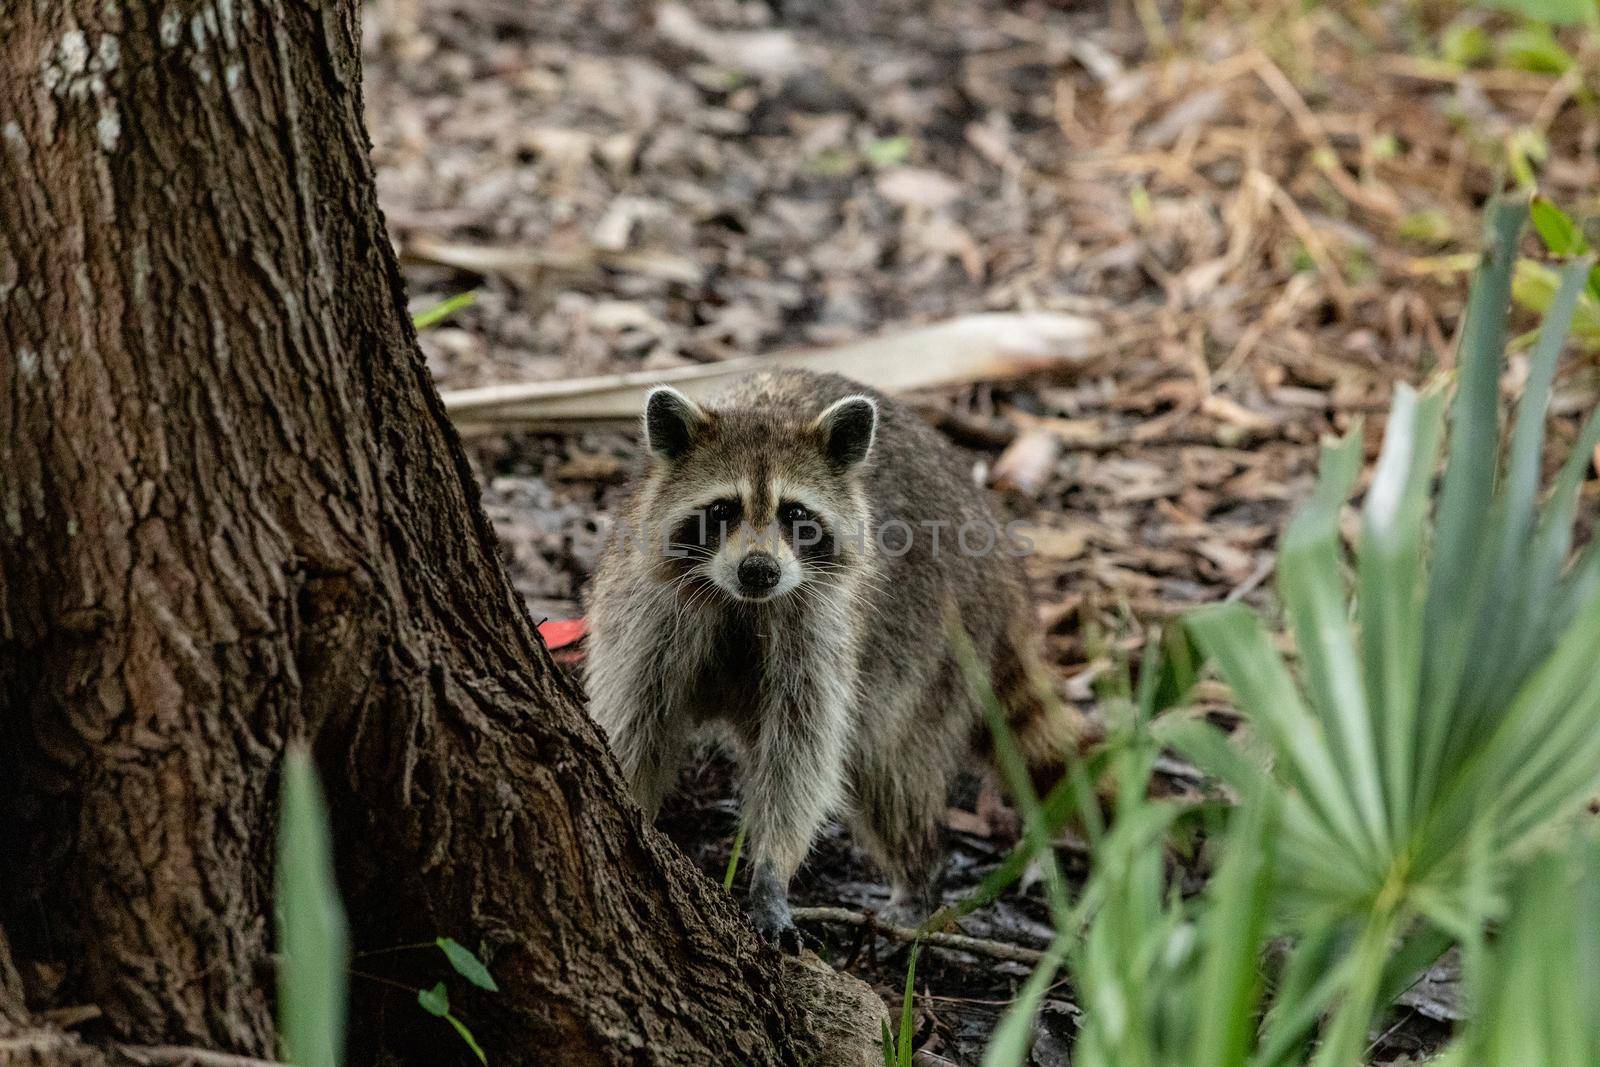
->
[538, 617, 588, 650]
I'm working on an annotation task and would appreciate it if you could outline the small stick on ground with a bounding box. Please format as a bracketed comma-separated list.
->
[790, 906, 1047, 965]
[117, 1046, 285, 1067]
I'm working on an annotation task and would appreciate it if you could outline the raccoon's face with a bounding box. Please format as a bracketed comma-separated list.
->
[637, 384, 877, 604]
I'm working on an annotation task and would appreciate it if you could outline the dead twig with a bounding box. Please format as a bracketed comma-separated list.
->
[0, 1034, 283, 1067]
[1251, 170, 1355, 314]
[1250, 51, 1401, 221]
[402, 235, 705, 287]
[116, 1045, 285, 1067]
[37, 1004, 102, 1028]
[1225, 554, 1277, 603]
[790, 906, 1047, 965]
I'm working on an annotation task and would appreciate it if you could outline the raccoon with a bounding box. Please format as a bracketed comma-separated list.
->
[584, 369, 1092, 948]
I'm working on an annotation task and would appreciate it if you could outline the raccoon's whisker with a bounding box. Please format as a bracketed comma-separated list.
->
[804, 558, 890, 586]
[689, 569, 731, 613]
[806, 570, 894, 606]
[683, 579, 722, 618]
[655, 568, 714, 634]
[677, 574, 720, 623]
[642, 584, 689, 640]
[819, 566, 896, 601]
[788, 582, 829, 616]
[793, 580, 871, 623]
[792, 582, 860, 615]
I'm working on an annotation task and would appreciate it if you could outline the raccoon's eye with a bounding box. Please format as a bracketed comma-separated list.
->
[707, 499, 740, 526]
[777, 501, 814, 526]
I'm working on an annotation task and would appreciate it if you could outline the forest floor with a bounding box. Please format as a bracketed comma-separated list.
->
[362, 0, 1599, 1061]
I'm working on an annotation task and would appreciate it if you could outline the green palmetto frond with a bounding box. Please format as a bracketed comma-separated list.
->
[1176, 197, 1600, 1058]
[1433, 827, 1600, 1067]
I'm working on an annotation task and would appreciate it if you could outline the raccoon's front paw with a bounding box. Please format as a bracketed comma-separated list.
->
[748, 893, 801, 953]
[748, 862, 802, 953]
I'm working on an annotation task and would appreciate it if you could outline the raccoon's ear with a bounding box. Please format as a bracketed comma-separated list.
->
[644, 386, 707, 460]
[814, 395, 877, 470]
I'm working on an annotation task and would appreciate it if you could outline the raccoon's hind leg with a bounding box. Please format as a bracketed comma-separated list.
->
[847, 760, 947, 927]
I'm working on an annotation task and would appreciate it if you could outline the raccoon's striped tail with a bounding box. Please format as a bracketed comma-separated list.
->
[978, 631, 1102, 801]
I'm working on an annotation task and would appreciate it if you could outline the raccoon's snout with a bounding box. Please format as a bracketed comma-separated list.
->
[737, 552, 781, 596]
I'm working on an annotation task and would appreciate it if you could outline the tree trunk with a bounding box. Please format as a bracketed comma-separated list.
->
[0, 2, 881, 1064]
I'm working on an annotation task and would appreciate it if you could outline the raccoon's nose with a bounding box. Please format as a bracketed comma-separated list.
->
[738, 552, 781, 595]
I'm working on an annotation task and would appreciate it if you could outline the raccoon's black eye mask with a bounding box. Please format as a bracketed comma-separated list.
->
[777, 501, 813, 526]
[667, 498, 740, 558]
[775, 501, 835, 560]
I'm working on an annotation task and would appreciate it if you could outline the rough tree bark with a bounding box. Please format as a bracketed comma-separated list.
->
[0, 1, 882, 1063]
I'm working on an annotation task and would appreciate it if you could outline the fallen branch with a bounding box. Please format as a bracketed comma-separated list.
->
[403, 235, 704, 287]
[0, 1030, 285, 1067]
[790, 906, 1047, 965]
[116, 1045, 284, 1067]
[440, 312, 1105, 435]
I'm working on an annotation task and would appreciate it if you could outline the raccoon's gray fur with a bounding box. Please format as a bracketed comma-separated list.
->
[585, 369, 1090, 947]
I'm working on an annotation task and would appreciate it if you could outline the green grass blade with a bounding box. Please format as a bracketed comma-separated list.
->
[1498, 258, 1588, 543]
[1421, 200, 1526, 735]
[1426, 595, 1600, 870]
[1132, 624, 1167, 726]
[1553, 539, 1600, 635]
[1255, 924, 1352, 1067]
[1461, 258, 1591, 719]
[940, 749, 1108, 929]
[1309, 910, 1398, 1067]
[1186, 603, 1375, 881]
[982, 935, 1069, 1067]
[1451, 834, 1600, 1067]
[1517, 402, 1600, 669]
[896, 944, 921, 1066]
[723, 819, 747, 891]
[1485, 593, 1600, 808]
[1150, 625, 1201, 716]
[411, 289, 478, 330]
[952, 623, 1072, 926]
[1426, 198, 1525, 627]
[276, 747, 349, 1067]
[1155, 716, 1355, 906]
[1498, 680, 1600, 850]
[1358, 385, 1447, 840]
[1151, 716, 1269, 796]
[1373, 921, 1455, 1014]
[1192, 794, 1275, 1067]
[444, 1012, 488, 1065]
[1071, 805, 1182, 1067]
[1279, 427, 1387, 856]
